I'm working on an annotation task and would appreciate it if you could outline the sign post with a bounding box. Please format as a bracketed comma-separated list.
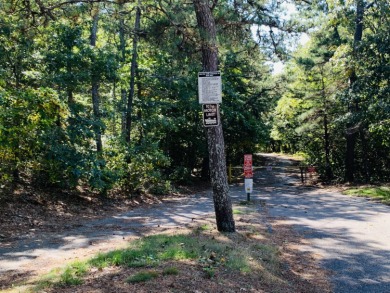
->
[244, 154, 253, 201]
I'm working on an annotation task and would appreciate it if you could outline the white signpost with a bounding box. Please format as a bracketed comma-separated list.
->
[198, 71, 222, 104]
[244, 154, 253, 201]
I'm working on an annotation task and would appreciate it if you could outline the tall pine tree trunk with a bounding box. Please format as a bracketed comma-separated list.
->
[90, 9, 103, 153]
[193, 0, 235, 232]
[119, 2, 127, 137]
[323, 113, 332, 180]
[125, 4, 141, 143]
[320, 67, 332, 181]
[345, 0, 364, 182]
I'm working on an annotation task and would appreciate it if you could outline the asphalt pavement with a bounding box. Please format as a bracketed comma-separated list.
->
[1, 153, 389, 292]
[245, 153, 390, 293]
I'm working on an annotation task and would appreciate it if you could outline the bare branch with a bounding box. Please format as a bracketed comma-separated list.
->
[46, 0, 116, 11]
[365, 1, 375, 10]
[35, 0, 56, 20]
[210, 0, 218, 11]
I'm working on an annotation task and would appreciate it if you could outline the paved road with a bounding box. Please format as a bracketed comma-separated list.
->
[248, 153, 390, 293]
[263, 188, 390, 293]
[1, 153, 389, 293]
[0, 195, 215, 274]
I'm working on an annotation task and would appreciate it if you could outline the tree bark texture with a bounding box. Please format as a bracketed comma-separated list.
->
[119, 2, 127, 137]
[323, 112, 332, 180]
[359, 128, 370, 182]
[125, 4, 141, 143]
[193, 0, 235, 232]
[320, 68, 332, 181]
[344, 0, 364, 183]
[90, 10, 103, 153]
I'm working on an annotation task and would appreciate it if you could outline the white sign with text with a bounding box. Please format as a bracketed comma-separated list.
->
[198, 71, 222, 104]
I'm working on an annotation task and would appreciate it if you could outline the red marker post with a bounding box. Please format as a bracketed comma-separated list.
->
[244, 154, 253, 201]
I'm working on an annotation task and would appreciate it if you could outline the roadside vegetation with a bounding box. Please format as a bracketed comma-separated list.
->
[1, 0, 388, 202]
[35, 232, 277, 290]
[343, 186, 390, 204]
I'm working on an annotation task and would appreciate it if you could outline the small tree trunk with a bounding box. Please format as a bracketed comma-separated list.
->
[323, 113, 333, 180]
[91, 83, 102, 153]
[193, 0, 235, 232]
[90, 10, 103, 153]
[112, 81, 117, 136]
[125, 4, 141, 143]
[119, 2, 127, 138]
[121, 89, 127, 136]
[359, 128, 370, 182]
[320, 67, 332, 181]
[344, 0, 364, 183]
[136, 70, 144, 144]
[67, 89, 74, 106]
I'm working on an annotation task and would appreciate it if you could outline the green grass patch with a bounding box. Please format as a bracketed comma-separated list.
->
[202, 266, 216, 278]
[33, 261, 89, 291]
[126, 270, 159, 283]
[292, 152, 307, 161]
[33, 230, 282, 291]
[89, 234, 218, 269]
[238, 200, 255, 206]
[234, 205, 256, 215]
[162, 266, 179, 276]
[33, 269, 60, 292]
[343, 186, 390, 204]
[196, 224, 211, 231]
[225, 250, 251, 273]
[233, 208, 245, 215]
[254, 244, 280, 267]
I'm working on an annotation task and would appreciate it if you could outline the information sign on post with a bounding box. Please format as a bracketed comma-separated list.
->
[244, 154, 253, 201]
[198, 71, 222, 104]
[245, 178, 253, 193]
[202, 104, 219, 127]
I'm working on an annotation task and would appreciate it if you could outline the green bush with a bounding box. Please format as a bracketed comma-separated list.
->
[105, 138, 171, 194]
[0, 87, 66, 185]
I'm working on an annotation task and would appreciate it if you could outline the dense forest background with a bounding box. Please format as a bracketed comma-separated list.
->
[0, 0, 388, 197]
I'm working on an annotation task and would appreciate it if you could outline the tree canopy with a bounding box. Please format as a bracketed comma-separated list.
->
[271, 0, 390, 182]
[0, 0, 388, 197]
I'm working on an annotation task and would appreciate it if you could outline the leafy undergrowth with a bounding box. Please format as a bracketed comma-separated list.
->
[17, 203, 331, 293]
[343, 186, 390, 204]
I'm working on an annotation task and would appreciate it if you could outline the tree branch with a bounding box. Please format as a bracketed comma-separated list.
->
[210, 0, 218, 11]
[44, 0, 116, 12]
[365, 1, 376, 9]
[35, 0, 56, 20]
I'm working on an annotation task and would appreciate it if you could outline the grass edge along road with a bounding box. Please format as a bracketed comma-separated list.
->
[5, 201, 331, 293]
[343, 186, 390, 205]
